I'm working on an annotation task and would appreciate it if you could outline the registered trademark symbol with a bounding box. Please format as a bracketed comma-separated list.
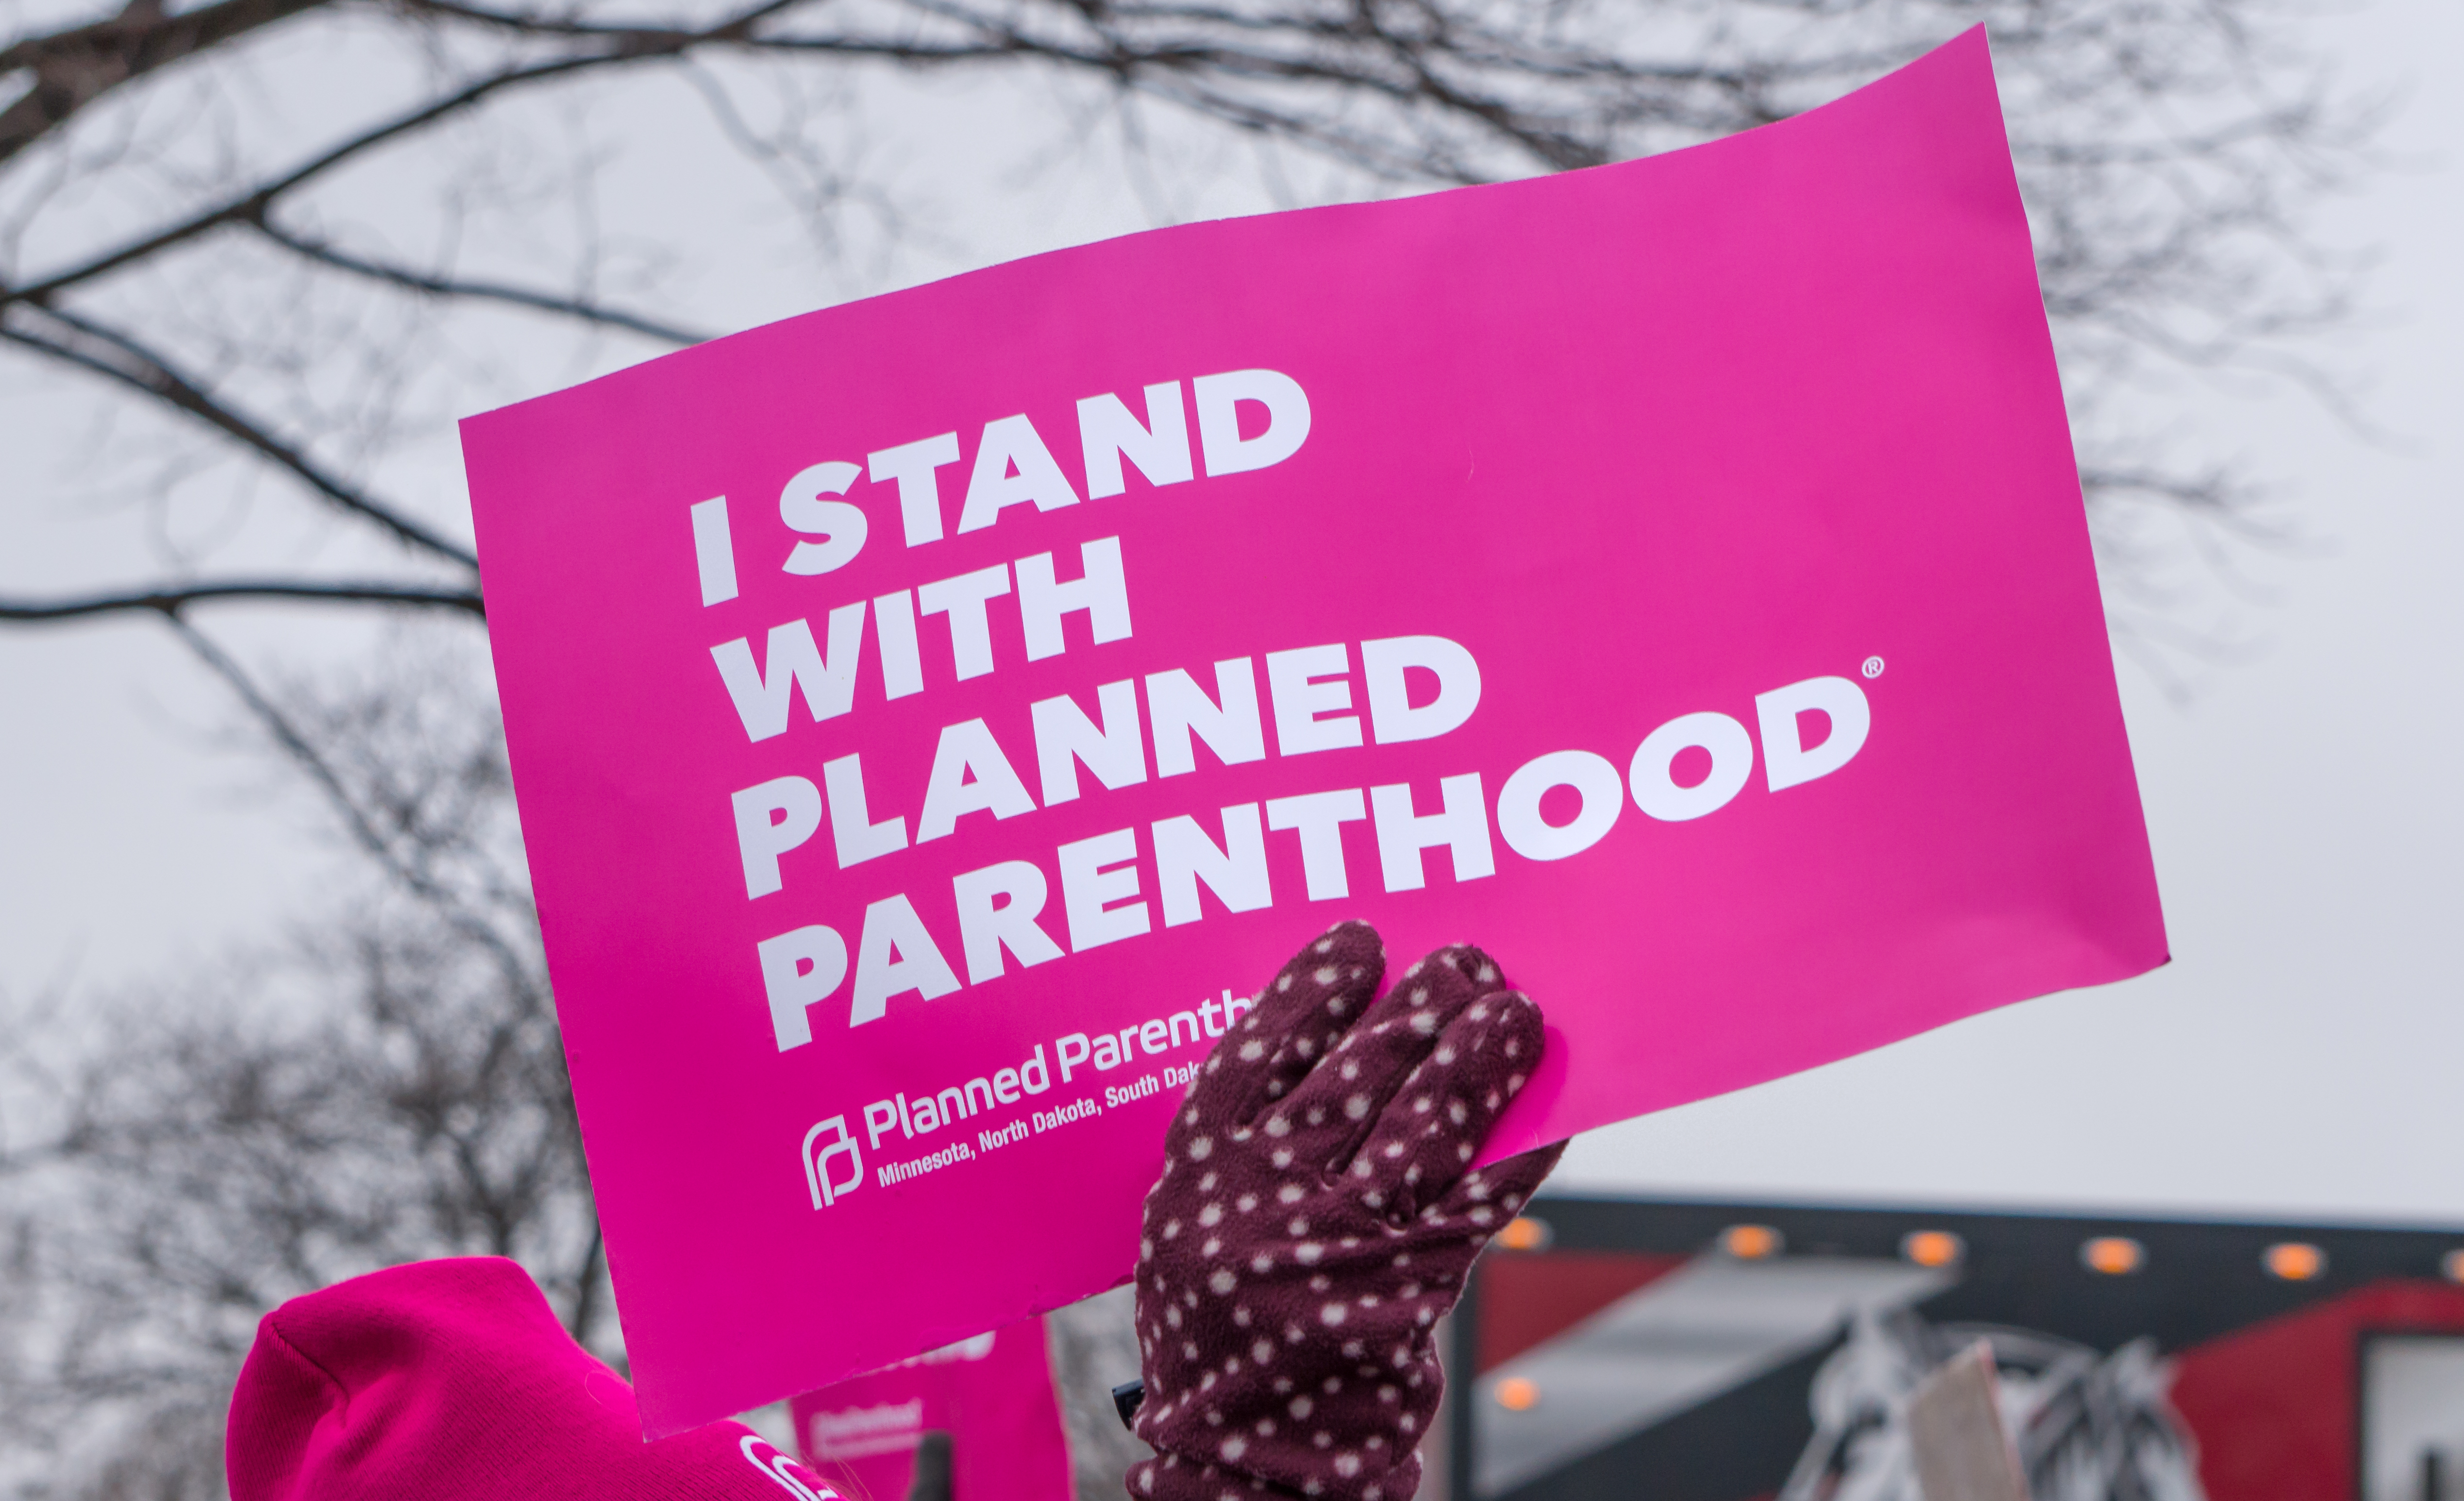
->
[1861, 656, 1885, 679]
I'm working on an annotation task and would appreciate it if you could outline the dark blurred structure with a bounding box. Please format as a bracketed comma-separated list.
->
[1450, 1195, 2464, 1501]
[906, 1431, 953, 1501]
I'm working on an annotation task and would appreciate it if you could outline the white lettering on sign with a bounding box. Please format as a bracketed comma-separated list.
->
[1193, 370, 1310, 476]
[1078, 382, 1192, 498]
[867, 432, 961, 548]
[744, 670, 1875, 1046]
[1264, 643, 1362, 756]
[683, 369, 1882, 1057]
[1495, 751, 1623, 861]
[690, 497, 738, 606]
[960, 413, 1081, 534]
[801, 988, 1256, 1208]
[710, 537, 1133, 741]
[693, 369, 1305, 605]
[710, 605, 867, 742]
[1154, 803, 1271, 927]
[779, 462, 868, 576]
[1148, 659, 1265, 776]
[725, 632, 1483, 903]
[1759, 675, 1873, 792]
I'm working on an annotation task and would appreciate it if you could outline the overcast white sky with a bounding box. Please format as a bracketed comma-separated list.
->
[1559, 0, 2464, 1222]
[2, 0, 2457, 1227]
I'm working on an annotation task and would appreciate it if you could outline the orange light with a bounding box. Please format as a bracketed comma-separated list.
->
[1497, 1216, 1552, 1252]
[2264, 1242, 2326, 1281]
[2081, 1237, 2145, 1276]
[1720, 1223, 1783, 1260]
[1902, 1230, 1965, 1268]
[1494, 1377, 1539, 1412]
[2444, 1249, 2464, 1285]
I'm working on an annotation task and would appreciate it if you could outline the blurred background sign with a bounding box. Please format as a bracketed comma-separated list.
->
[1454, 1195, 2464, 1501]
[788, 1315, 1073, 1501]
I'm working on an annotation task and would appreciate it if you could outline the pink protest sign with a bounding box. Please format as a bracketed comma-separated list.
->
[788, 1318, 1072, 1501]
[460, 26, 2164, 1435]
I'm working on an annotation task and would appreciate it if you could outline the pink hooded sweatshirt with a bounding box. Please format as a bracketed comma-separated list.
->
[226, 1256, 838, 1500]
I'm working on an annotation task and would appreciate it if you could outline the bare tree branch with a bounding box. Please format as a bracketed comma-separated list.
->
[0, 0, 334, 165]
[5, 0, 808, 314]
[0, 630, 591, 1492]
[0, 579, 486, 623]
[6, 49, 668, 304]
[247, 219, 711, 346]
[0, 304, 480, 568]
[0, 0, 2372, 647]
[163, 620, 548, 1019]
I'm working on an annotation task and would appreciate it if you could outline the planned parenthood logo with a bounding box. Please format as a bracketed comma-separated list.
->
[802, 1115, 862, 1209]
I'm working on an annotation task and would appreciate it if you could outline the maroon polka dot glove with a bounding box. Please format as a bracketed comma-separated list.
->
[1127, 922, 1564, 1501]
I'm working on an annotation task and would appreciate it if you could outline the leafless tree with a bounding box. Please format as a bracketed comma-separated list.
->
[0, 0, 2372, 1495]
[0, 625, 1167, 1499]
[0, 0, 2368, 641]
[0, 634, 596, 1498]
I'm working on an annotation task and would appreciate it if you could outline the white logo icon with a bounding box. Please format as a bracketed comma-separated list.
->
[803, 1114, 862, 1209]
[741, 1434, 841, 1499]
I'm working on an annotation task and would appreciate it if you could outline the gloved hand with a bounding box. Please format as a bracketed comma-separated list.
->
[1128, 921, 1564, 1501]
